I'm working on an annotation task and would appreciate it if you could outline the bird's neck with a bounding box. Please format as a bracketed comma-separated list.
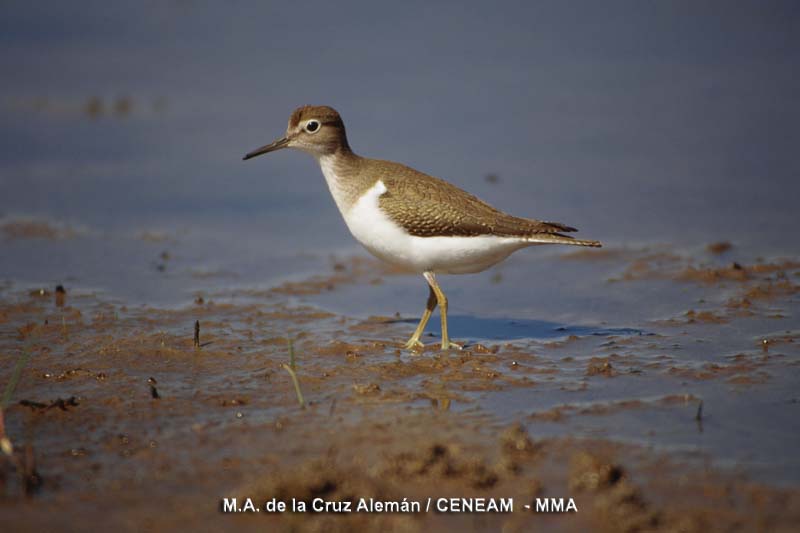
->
[316, 148, 376, 214]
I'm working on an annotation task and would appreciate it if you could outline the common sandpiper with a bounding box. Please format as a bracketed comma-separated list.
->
[244, 105, 601, 351]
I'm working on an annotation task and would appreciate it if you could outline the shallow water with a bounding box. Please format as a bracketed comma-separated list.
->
[1, 0, 799, 509]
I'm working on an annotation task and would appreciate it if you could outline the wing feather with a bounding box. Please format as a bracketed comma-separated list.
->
[371, 159, 576, 238]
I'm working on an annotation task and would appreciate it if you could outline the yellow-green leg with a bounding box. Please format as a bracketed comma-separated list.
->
[423, 272, 461, 351]
[404, 284, 437, 351]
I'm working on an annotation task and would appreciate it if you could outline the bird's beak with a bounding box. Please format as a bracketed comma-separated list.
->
[243, 136, 290, 160]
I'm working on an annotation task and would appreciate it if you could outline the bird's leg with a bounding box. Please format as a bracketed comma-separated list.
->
[423, 272, 461, 350]
[404, 283, 437, 351]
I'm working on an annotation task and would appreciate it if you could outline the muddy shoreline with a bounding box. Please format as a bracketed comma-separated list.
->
[1, 246, 799, 531]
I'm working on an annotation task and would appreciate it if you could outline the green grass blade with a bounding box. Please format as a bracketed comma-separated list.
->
[281, 363, 305, 409]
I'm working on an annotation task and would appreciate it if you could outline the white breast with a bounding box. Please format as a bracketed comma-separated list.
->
[318, 157, 528, 274]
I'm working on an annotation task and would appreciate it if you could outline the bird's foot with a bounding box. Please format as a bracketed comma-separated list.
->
[404, 338, 425, 352]
[441, 340, 462, 351]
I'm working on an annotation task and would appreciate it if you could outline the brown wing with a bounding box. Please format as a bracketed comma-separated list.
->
[372, 159, 576, 238]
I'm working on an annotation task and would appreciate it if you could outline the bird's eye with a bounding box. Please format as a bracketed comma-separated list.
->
[305, 120, 320, 133]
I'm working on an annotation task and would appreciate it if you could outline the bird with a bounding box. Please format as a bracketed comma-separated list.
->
[243, 105, 601, 351]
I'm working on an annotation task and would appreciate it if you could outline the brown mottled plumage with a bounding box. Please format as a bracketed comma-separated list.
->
[271, 106, 597, 245]
[374, 160, 577, 239]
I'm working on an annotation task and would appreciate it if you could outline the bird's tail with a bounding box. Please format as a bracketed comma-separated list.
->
[523, 233, 602, 247]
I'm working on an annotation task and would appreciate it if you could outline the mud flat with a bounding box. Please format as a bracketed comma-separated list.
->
[1, 244, 799, 531]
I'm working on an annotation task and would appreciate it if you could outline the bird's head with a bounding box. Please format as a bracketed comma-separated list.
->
[243, 105, 349, 160]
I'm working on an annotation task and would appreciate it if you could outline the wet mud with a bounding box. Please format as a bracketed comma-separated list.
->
[1, 244, 799, 531]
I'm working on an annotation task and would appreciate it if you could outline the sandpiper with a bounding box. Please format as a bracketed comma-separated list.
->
[244, 105, 601, 351]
